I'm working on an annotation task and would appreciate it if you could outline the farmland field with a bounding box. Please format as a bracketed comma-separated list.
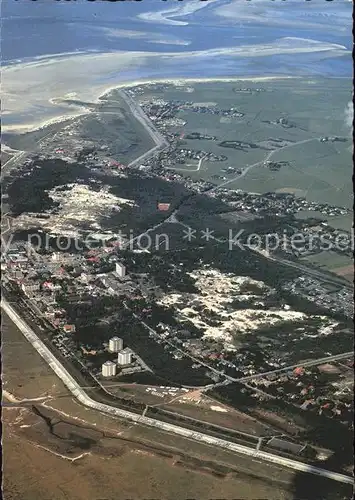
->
[139, 78, 352, 209]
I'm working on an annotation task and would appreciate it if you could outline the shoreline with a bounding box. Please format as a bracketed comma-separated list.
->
[0, 74, 307, 136]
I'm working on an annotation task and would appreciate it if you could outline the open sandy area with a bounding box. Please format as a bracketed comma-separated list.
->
[2, 46, 299, 135]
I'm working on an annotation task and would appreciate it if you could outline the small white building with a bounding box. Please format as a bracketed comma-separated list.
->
[102, 360, 117, 377]
[108, 336, 123, 352]
[115, 262, 126, 278]
[117, 349, 132, 366]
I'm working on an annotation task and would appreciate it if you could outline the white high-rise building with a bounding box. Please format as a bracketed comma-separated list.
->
[108, 336, 123, 352]
[115, 262, 126, 278]
[102, 360, 117, 377]
[117, 349, 132, 366]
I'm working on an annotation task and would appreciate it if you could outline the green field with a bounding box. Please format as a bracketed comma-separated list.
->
[295, 210, 353, 232]
[140, 78, 352, 208]
[301, 250, 353, 272]
[234, 138, 351, 208]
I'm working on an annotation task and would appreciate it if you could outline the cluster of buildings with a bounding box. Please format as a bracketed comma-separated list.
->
[249, 359, 354, 424]
[134, 147, 214, 194]
[214, 189, 350, 219]
[185, 132, 217, 141]
[102, 336, 133, 377]
[179, 102, 244, 118]
[126, 83, 175, 98]
[285, 224, 353, 258]
[2, 241, 153, 373]
[283, 277, 353, 318]
[2, 238, 155, 315]
[142, 318, 274, 381]
[319, 136, 347, 143]
[1, 245, 29, 272]
[212, 166, 242, 181]
[99, 262, 140, 297]
[233, 87, 266, 94]
[262, 117, 295, 129]
[4, 84, 353, 404]
[139, 97, 244, 125]
[264, 161, 290, 171]
[172, 148, 226, 165]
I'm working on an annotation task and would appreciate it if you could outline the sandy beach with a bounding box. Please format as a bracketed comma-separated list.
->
[1, 74, 298, 135]
[2, 35, 349, 134]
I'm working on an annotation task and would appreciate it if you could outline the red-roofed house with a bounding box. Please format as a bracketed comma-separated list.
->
[63, 324, 76, 334]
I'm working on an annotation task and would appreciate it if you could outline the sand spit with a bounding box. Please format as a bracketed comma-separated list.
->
[3, 35, 348, 133]
[1, 74, 297, 135]
[2, 71, 299, 135]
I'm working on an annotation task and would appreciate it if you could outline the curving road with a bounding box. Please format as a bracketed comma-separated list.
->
[214, 137, 322, 191]
[1, 93, 353, 486]
[165, 154, 207, 173]
[1, 298, 353, 486]
[118, 97, 352, 292]
[130, 306, 353, 384]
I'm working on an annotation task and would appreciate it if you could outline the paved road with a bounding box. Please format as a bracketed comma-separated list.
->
[1, 212, 13, 255]
[1, 130, 56, 181]
[215, 137, 322, 191]
[122, 208, 179, 249]
[172, 207, 352, 291]
[0, 150, 28, 180]
[1, 93, 353, 485]
[125, 301, 353, 386]
[118, 90, 169, 168]
[165, 154, 207, 173]
[237, 352, 354, 383]
[119, 102, 351, 292]
[126, 302, 237, 383]
[1, 298, 352, 485]
[252, 249, 353, 290]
